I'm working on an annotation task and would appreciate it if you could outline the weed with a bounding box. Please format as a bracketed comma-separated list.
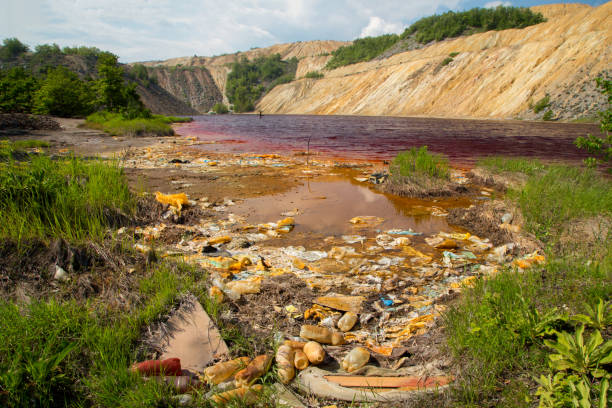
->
[440, 57, 454, 67]
[532, 94, 551, 114]
[84, 111, 189, 137]
[0, 153, 134, 242]
[477, 156, 545, 175]
[390, 146, 450, 180]
[304, 71, 324, 79]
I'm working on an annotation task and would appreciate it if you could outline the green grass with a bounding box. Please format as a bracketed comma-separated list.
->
[0, 149, 134, 242]
[478, 156, 546, 175]
[0, 262, 215, 408]
[444, 158, 612, 407]
[390, 146, 450, 180]
[84, 111, 190, 137]
[10, 139, 51, 149]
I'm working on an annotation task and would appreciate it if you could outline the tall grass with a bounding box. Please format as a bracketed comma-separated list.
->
[0, 262, 215, 407]
[390, 146, 450, 180]
[85, 111, 190, 137]
[444, 158, 612, 406]
[0, 151, 134, 242]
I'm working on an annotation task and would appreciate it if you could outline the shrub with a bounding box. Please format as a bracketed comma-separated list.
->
[449, 52, 460, 57]
[532, 94, 551, 114]
[0, 38, 30, 60]
[325, 34, 399, 70]
[575, 77, 611, 169]
[542, 110, 554, 121]
[0, 67, 38, 113]
[33, 66, 95, 117]
[440, 57, 454, 66]
[390, 146, 450, 180]
[212, 102, 229, 114]
[304, 71, 324, 79]
[401, 6, 546, 44]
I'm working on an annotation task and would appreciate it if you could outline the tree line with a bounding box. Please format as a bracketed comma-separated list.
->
[0, 38, 148, 118]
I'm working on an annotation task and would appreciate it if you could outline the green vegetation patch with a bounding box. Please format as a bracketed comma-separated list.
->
[84, 111, 189, 137]
[304, 71, 324, 79]
[401, 6, 546, 44]
[0, 145, 134, 242]
[0, 261, 225, 407]
[325, 34, 399, 70]
[212, 102, 229, 114]
[390, 146, 450, 180]
[446, 158, 612, 406]
[226, 54, 298, 112]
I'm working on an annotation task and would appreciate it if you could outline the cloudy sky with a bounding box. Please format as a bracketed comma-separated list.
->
[2, 0, 607, 62]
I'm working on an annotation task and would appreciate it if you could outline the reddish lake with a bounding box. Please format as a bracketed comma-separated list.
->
[176, 115, 600, 166]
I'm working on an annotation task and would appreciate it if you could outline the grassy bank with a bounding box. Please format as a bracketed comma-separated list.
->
[0, 145, 269, 407]
[84, 111, 191, 137]
[0, 142, 134, 242]
[444, 157, 612, 407]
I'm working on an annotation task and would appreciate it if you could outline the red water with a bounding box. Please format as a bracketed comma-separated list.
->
[176, 114, 600, 166]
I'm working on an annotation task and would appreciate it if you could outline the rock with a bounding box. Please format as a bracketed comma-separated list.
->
[54, 265, 68, 281]
[501, 213, 513, 224]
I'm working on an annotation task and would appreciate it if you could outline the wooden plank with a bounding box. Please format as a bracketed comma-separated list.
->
[323, 375, 452, 389]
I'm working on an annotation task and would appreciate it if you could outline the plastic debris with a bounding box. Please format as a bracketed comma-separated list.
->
[235, 354, 272, 387]
[155, 191, 189, 210]
[337, 312, 358, 332]
[54, 265, 68, 281]
[342, 235, 366, 244]
[131, 358, 182, 376]
[342, 347, 370, 372]
[204, 357, 251, 385]
[294, 350, 309, 370]
[211, 384, 263, 405]
[276, 345, 295, 384]
[387, 229, 422, 236]
[303, 341, 325, 364]
[512, 251, 545, 269]
[300, 325, 333, 344]
[315, 295, 365, 313]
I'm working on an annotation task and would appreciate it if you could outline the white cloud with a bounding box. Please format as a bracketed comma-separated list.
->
[484, 1, 512, 8]
[359, 17, 403, 38]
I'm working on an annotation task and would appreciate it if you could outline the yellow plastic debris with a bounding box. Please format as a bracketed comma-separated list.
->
[349, 216, 384, 227]
[277, 217, 295, 228]
[512, 252, 545, 269]
[315, 295, 365, 314]
[208, 236, 232, 246]
[304, 304, 338, 321]
[450, 275, 477, 289]
[155, 191, 189, 210]
[292, 257, 307, 270]
[385, 314, 435, 342]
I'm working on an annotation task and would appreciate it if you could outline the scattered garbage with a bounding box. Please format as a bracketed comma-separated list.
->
[342, 347, 371, 372]
[155, 191, 189, 211]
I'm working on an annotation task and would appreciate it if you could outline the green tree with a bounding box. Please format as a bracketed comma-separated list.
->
[0, 38, 30, 60]
[212, 102, 229, 114]
[33, 66, 94, 117]
[0, 67, 38, 113]
[575, 77, 612, 169]
[95, 52, 126, 111]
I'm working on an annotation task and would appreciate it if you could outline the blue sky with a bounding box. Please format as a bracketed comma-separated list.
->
[1, 0, 608, 62]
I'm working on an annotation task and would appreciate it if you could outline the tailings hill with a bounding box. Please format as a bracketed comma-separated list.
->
[257, 3, 611, 120]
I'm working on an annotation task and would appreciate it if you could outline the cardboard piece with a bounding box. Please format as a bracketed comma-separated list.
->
[159, 298, 229, 372]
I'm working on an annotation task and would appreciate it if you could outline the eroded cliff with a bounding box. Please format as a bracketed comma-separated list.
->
[257, 3, 611, 120]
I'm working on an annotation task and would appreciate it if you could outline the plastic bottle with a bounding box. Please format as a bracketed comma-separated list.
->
[300, 324, 332, 344]
[294, 349, 309, 370]
[234, 354, 272, 387]
[342, 347, 370, 373]
[303, 341, 325, 364]
[203, 357, 251, 385]
[130, 358, 181, 376]
[275, 345, 295, 384]
[209, 286, 224, 303]
[337, 312, 358, 332]
[284, 339, 306, 349]
[225, 278, 261, 296]
[331, 331, 345, 345]
[211, 384, 263, 405]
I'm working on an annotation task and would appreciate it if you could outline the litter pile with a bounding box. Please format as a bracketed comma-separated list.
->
[116, 138, 546, 405]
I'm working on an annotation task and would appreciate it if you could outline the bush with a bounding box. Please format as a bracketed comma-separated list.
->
[0, 67, 39, 113]
[212, 102, 229, 114]
[0, 38, 29, 60]
[401, 6, 546, 44]
[390, 146, 450, 180]
[33, 66, 95, 117]
[542, 110, 554, 121]
[304, 71, 324, 79]
[532, 94, 550, 114]
[575, 77, 611, 168]
[440, 57, 454, 67]
[325, 34, 399, 70]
